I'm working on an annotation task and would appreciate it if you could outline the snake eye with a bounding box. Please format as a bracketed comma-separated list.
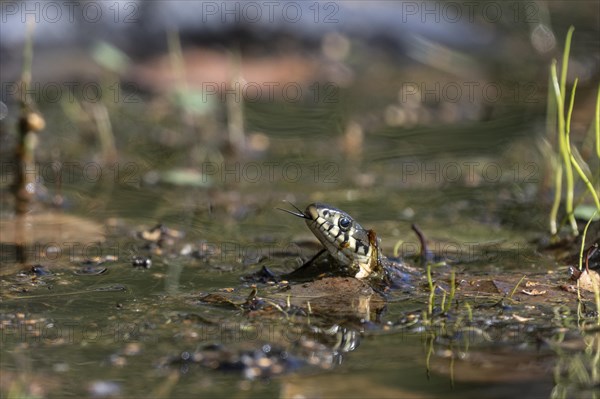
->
[338, 217, 352, 231]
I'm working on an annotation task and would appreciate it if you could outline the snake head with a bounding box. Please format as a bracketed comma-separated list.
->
[279, 202, 383, 279]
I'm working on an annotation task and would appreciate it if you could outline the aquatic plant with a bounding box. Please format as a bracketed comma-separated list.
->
[548, 26, 600, 236]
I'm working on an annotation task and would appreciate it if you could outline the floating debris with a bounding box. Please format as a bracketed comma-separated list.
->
[75, 265, 108, 276]
[88, 381, 122, 398]
[30, 264, 51, 276]
[187, 240, 221, 260]
[73, 256, 117, 275]
[92, 284, 127, 292]
[521, 289, 547, 296]
[132, 256, 152, 269]
[160, 343, 305, 380]
[139, 224, 184, 243]
[138, 224, 185, 256]
[242, 266, 279, 284]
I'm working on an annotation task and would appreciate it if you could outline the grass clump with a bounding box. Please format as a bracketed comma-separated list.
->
[548, 26, 600, 236]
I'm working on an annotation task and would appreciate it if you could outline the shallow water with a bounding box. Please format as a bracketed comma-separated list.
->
[2, 138, 596, 398]
[1, 7, 599, 397]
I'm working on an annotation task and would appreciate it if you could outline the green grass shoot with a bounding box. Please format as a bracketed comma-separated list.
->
[548, 26, 600, 236]
[510, 275, 527, 299]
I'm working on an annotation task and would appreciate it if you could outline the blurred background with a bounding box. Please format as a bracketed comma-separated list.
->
[1, 1, 598, 218]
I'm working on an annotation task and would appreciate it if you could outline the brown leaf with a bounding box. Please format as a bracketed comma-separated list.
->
[578, 269, 600, 292]
[513, 314, 534, 322]
[521, 289, 547, 296]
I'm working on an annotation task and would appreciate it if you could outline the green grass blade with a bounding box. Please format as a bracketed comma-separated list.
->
[560, 26, 575, 105]
[551, 61, 578, 234]
[579, 210, 598, 270]
[596, 85, 600, 159]
[566, 80, 600, 211]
